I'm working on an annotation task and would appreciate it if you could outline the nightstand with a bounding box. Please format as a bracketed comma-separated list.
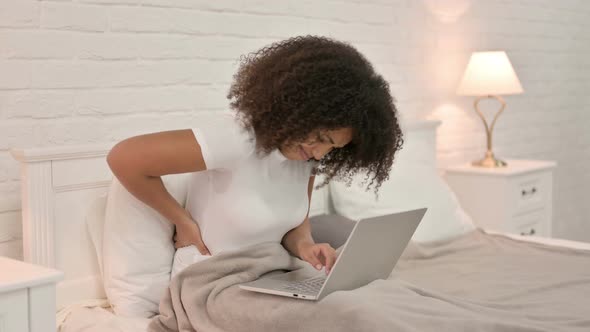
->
[0, 256, 64, 332]
[444, 159, 557, 237]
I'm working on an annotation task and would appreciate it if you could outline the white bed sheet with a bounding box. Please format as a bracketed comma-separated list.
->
[58, 299, 149, 332]
[58, 230, 590, 332]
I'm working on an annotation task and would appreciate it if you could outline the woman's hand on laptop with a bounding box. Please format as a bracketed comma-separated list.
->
[298, 243, 336, 275]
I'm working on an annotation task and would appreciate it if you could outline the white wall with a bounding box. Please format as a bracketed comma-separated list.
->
[1, 0, 589, 259]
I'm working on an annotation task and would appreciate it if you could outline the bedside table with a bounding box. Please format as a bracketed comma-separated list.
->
[444, 159, 557, 237]
[0, 256, 64, 332]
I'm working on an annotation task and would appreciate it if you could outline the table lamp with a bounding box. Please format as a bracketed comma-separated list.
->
[456, 51, 524, 167]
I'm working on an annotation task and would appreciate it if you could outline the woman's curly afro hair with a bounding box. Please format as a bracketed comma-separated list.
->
[227, 35, 404, 195]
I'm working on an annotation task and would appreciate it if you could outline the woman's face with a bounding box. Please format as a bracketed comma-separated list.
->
[280, 127, 353, 161]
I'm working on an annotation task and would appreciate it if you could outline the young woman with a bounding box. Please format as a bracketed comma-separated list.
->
[106, 35, 404, 277]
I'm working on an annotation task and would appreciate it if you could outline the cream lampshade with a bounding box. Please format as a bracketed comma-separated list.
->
[456, 51, 523, 167]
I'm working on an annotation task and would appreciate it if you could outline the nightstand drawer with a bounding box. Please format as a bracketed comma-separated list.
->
[509, 209, 547, 237]
[509, 173, 548, 214]
[0, 288, 29, 332]
[445, 159, 555, 238]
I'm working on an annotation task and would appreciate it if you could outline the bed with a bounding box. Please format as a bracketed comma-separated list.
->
[9, 119, 590, 332]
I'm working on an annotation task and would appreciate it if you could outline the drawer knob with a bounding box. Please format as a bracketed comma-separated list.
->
[521, 187, 538, 196]
[520, 228, 536, 236]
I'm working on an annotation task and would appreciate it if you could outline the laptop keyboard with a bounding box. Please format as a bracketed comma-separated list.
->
[282, 276, 327, 294]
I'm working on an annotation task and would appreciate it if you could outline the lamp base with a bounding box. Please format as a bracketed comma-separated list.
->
[472, 151, 507, 168]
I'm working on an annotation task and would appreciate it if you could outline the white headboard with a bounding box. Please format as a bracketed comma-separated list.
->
[9, 119, 441, 309]
[10, 144, 114, 309]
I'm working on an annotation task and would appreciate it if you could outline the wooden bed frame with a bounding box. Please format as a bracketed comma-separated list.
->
[8, 119, 444, 310]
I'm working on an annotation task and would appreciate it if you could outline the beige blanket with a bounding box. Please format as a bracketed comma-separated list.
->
[148, 229, 590, 332]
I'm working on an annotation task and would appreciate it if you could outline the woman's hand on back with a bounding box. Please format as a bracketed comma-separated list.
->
[173, 213, 210, 255]
[297, 242, 337, 275]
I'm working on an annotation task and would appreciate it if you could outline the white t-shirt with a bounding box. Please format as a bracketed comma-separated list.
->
[172, 112, 316, 277]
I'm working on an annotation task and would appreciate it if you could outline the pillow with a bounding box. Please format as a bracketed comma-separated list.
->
[85, 193, 108, 277]
[102, 172, 190, 318]
[309, 214, 356, 249]
[329, 154, 475, 244]
[309, 174, 330, 218]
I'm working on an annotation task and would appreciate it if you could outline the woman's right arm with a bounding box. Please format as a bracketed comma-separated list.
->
[106, 129, 210, 253]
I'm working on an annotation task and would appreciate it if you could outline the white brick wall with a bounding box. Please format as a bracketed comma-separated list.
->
[1, 0, 589, 259]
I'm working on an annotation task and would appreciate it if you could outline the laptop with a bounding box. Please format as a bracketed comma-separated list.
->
[239, 208, 427, 301]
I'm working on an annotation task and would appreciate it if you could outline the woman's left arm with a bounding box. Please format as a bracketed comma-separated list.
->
[282, 176, 337, 274]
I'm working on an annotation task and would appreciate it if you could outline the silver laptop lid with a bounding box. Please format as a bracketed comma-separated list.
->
[317, 208, 427, 300]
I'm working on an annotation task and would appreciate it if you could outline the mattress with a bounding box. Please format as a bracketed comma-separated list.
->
[483, 229, 590, 250]
[58, 230, 590, 332]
